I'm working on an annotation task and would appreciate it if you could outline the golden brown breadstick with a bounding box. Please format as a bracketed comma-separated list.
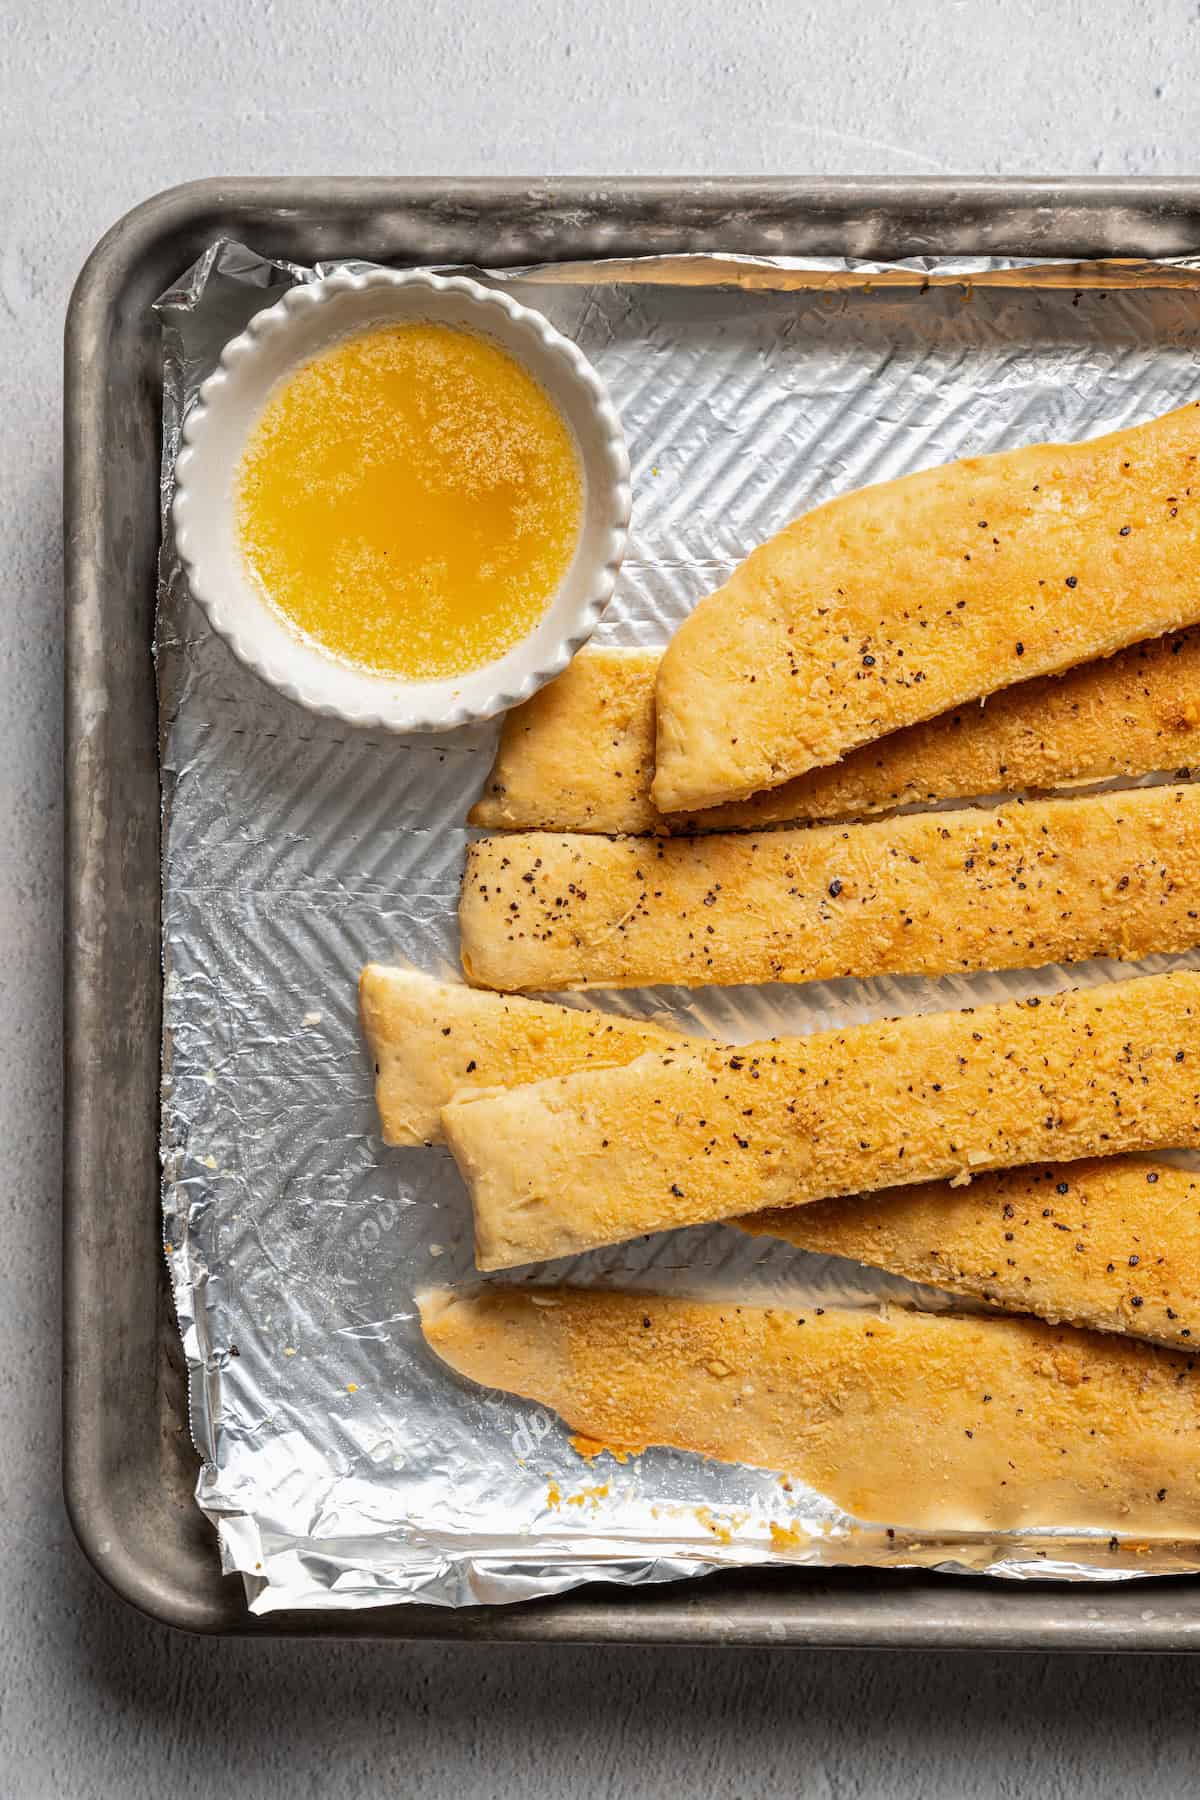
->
[653, 398, 1200, 811]
[739, 1155, 1200, 1349]
[459, 785, 1200, 992]
[441, 972, 1200, 1269]
[358, 963, 691, 1145]
[420, 1286, 1200, 1536]
[469, 634, 1200, 837]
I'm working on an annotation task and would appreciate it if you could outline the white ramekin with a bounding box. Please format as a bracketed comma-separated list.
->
[171, 268, 630, 732]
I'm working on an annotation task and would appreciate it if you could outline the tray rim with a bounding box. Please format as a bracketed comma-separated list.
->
[63, 173, 1200, 1647]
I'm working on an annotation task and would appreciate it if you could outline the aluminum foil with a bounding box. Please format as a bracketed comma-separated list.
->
[156, 240, 1200, 1613]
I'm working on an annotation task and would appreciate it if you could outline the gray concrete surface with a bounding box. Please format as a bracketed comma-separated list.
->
[5, 1, 1200, 1794]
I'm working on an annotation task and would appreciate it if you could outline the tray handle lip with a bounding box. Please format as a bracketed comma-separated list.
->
[62, 174, 217, 1639]
[62, 170, 1200, 447]
[54, 1484, 1200, 1646]
[62, 172, 1200, 339]
[59, 1459, 234, 1635]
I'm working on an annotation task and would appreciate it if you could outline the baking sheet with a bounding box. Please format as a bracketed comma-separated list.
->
[156, 241, 1200, 1613]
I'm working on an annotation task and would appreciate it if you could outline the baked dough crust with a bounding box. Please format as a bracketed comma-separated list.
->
[358, 963, 687, 1145]
[470, 633, 1200, 837]
[739, 1155, 1200, 1349]
[470, 647, 661, 834]
[459, 784, 1200, 991]
[652, 399, 1200, 811]
[441, 972, 1200, 1269]
[419, 1286, 1200, 1536]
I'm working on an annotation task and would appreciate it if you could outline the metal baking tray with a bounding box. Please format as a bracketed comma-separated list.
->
[64, 177, 1200, 1646]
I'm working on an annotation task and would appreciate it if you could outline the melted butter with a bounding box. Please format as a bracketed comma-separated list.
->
[237, 321, 582, 681]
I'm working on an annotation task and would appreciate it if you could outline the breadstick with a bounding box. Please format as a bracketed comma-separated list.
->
[652, 398, 1200, 810]
[469, 633, 1200, 837]
[358, 963, 689, 1145]
[459, 784, 1200, 992]
[739, 1155, 1200, 1349]
[441, 972, 1200, 1269]
[420, 1287, 1200, 1536]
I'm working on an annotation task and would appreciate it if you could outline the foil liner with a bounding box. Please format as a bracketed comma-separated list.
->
[156, 240, 1200, 1613]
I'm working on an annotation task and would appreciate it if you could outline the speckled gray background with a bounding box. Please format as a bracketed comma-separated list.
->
[7, 2, 1200, 1794]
